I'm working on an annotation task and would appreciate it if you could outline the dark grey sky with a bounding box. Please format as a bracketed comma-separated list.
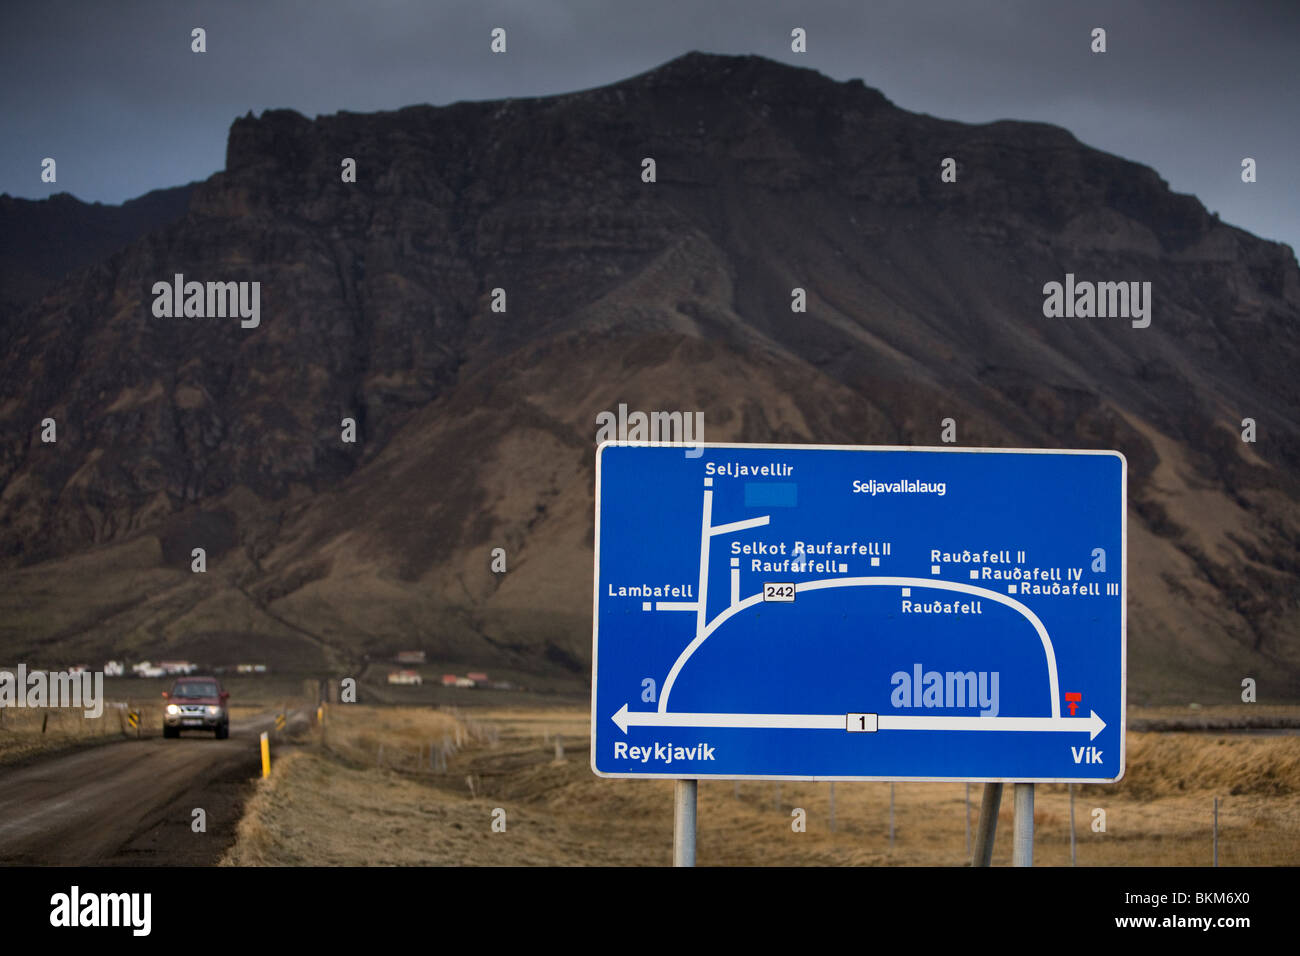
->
[3, 0, 1297, 252]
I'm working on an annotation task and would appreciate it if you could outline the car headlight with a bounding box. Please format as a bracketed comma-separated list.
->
[206, 705, 221, 716]
[165, 704, 180, 715]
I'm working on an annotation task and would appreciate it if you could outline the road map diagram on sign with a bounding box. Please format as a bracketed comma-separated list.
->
[591, 443, 1126, 782]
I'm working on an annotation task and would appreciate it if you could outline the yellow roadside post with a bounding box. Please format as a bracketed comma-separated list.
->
[260, 731, 270, 778]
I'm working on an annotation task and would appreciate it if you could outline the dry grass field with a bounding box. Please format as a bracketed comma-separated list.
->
[222, 703, 1300, 866]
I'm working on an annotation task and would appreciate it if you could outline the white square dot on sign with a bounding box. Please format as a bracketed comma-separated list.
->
[969, 569, 979, 580]
[1007, 585, 1017, 594]
[901, 587, 911, 597]
[931, 565, 940, 575]
[870, 557, 880, 567]
[839, 563, 848, 573]
[730, 557, 739, 567]
[703, 477, 713, 487]
[642, 601, 651, 611]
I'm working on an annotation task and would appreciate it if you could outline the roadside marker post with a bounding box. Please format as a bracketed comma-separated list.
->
[593, 443, 1126, 866]
[260, 731, 270, 778]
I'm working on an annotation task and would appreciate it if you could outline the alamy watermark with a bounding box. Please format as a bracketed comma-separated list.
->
[0, 664, 104, 718]
[151, 273, 260, 328]
[50, 886, 150, 936]
[1042, 273, 1151, 328]
[595, 403, 704, 458]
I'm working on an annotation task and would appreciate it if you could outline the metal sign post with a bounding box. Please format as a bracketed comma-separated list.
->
[1012, 782, 1034, 866]
[673, 779, 697, 866]
[972, 782, 1002, 866]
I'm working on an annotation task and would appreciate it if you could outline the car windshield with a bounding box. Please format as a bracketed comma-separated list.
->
[173, 682, 218, 698]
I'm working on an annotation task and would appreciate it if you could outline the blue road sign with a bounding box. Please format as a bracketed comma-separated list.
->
[591, 443, 1126, 782]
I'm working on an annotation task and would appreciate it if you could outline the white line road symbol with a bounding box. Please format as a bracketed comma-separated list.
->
[610, 703, 1107, 740]
[659, 574, 1063, 715]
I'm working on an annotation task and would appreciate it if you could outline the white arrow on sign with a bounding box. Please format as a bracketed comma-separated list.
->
[612, 705, 846, 733]
[611, 704, 1106, 740]
[877, 712, 1106, 740]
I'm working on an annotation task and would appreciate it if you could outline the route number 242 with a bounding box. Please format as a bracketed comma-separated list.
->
[763, 583, 795, 602]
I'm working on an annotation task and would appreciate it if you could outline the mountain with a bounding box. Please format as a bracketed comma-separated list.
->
[0, 184, 197, 316]
[0, 52, 1297, 701]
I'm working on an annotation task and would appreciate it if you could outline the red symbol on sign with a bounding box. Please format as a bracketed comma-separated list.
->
[1065, 692, 1082, 716]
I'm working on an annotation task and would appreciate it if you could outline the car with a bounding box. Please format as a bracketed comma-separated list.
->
[161, 676, 230, 739]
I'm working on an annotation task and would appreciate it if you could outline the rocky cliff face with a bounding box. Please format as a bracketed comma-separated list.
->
[0, 53, 1296, 700]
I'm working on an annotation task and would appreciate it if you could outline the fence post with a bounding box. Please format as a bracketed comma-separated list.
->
[1069, 784, 1076, 867]
[1213, 796, 1219, 867]
[964, 783, 971, 861]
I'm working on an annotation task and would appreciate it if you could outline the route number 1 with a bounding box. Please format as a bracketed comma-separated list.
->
[763, 582, 795, 602]
[847, 713, 879, 733]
